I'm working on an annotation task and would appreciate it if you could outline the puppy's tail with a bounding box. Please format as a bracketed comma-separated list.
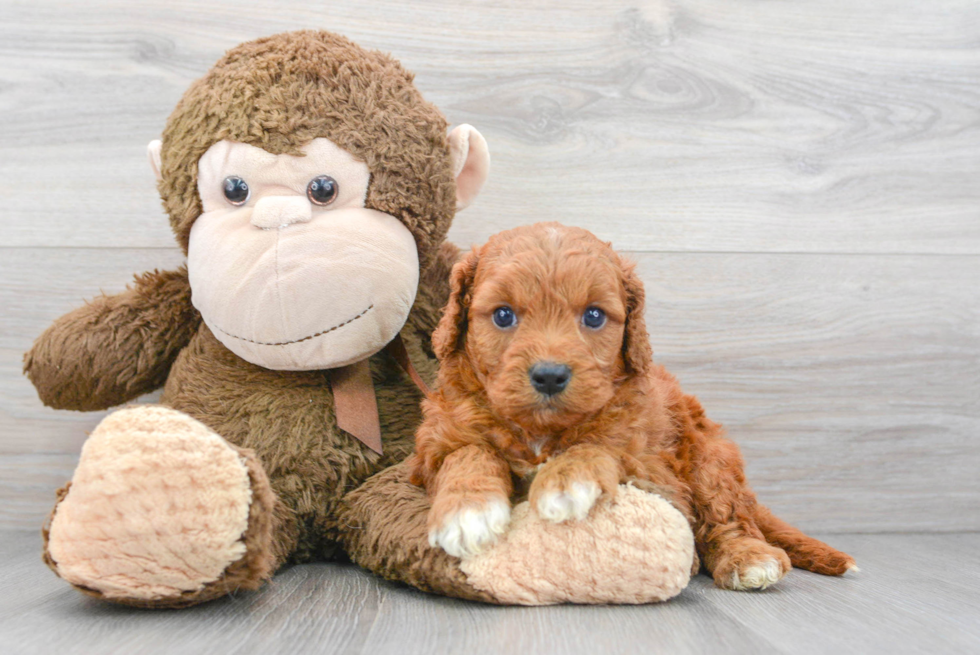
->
[755, 504, 858, 576]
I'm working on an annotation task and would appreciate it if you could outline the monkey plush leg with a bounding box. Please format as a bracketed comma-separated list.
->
[338, 460, 496, 603]
[339, 460, 695, 605]
[43, 406, 280, 608]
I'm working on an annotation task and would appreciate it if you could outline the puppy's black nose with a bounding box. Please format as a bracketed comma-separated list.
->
[529, 362, 572, 396]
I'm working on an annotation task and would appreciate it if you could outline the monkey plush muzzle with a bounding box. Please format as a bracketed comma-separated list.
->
[187, 138, 420, 371]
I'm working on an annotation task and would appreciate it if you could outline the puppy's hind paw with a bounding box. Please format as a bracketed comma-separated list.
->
[429, 497, 511, 558]
[730, 557, 785, 590]
[535, 481, 601, 523]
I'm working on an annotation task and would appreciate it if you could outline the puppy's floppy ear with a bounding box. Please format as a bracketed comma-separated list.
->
[621, 258, 653, 375]
[432, 249, 480, 360]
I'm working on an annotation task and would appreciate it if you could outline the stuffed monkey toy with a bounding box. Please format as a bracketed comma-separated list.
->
[25, 30, 695, 608]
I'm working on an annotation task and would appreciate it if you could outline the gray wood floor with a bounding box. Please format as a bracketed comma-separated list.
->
[1, 530, 978, 655]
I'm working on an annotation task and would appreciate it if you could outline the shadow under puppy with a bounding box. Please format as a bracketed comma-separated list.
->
[410, 222, 856, 590]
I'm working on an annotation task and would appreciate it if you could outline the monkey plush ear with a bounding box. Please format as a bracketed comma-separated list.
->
[621, 258, 654, 375]
[432, 249, 480, 360]
[448, 125, 490, 211]
[147, 139, 163, 181]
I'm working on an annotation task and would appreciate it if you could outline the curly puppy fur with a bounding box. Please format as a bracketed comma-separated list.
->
[411, 222, 856, 589]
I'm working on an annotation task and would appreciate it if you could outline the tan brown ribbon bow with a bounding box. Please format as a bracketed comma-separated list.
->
[327, 334, 430, 455]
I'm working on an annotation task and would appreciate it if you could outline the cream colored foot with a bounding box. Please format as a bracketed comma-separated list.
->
[460, 484, 695, 604]
[46, 406, 254, 601]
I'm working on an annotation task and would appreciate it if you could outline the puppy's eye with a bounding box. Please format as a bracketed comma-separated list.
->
[307, 175, 339, 206]
[582, 306, 606, 329]
[223, 176, 250, 206]
[492, 306, 517, 329]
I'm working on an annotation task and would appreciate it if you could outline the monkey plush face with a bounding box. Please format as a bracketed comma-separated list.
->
[148, 31, 489, 371]
[185, 138, 419, 370]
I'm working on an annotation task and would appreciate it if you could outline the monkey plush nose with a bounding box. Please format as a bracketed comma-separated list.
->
[529, 362, 572, 396]
[250, 196, 313, 229]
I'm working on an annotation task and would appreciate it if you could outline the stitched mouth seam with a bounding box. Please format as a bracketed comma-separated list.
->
[213, 305, 374, 346]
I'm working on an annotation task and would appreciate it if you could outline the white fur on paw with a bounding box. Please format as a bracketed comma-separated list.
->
[536, 481, 602, 522]
[731, 557, 785, 590]
[429, 498, 511, 558]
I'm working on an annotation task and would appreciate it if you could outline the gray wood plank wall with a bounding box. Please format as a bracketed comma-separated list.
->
[1, 0, 977, 532]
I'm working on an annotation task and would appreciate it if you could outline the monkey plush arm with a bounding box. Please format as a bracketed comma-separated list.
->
[24, 267, 200, 411]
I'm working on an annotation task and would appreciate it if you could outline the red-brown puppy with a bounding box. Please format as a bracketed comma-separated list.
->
[411, 222, 855, 590]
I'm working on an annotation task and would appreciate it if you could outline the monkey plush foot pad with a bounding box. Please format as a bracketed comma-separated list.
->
[340, 463, 695, 605]
[45, 406, 254, 601]
[460, 484, 695, 604]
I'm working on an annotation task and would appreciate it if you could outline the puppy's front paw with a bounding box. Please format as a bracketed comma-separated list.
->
[534, 480, 602, 522]
[428, 496, 511, 558]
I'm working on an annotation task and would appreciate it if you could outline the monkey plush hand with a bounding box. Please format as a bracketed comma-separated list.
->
[25, 31, 694, 608]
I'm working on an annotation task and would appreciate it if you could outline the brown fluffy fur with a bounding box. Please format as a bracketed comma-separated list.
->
[25, 31, 470, 605]
[411, 223, 855, 588]
[159, 31, 456, 269]
[24, 267, 200, 411]
[338, 460, 497, 603]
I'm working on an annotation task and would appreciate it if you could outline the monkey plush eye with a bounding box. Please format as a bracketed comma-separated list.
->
[492, 306, 517, 329]
[307, 175, 339, 206]
[222, 176, 250, 205]
[582, 306, 606, 329]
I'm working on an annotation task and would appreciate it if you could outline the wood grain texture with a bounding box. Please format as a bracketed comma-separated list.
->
[2, 248, 976, 531]
[0, 248, 184, 457]
[699, 533, 980, 655]
[1, 0, 978, 252]
[0, 531, 385, 655]
[1, 530, 977, 655]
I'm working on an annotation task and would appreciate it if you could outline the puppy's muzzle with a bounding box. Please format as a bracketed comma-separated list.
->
[529, 362, 572, 396]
